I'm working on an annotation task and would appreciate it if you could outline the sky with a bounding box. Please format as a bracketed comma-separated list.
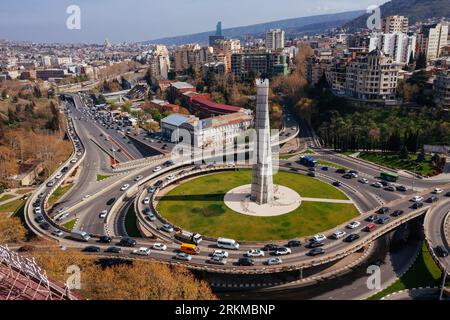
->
[0, 0, 389, 43]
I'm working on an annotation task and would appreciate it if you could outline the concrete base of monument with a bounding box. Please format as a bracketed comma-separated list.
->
[224, 184, 302, 217]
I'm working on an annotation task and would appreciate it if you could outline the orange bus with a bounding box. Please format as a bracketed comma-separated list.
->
[180, 243, 200, 255]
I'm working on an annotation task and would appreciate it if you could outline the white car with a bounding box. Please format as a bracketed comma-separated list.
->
[166, 175, 175, 181]
[161, 224, 174, 233]
[332, 230, 347, 239]
[132, 247, 151, 256]
[55, 173, 63, 179]
[135, 175, 144, 181]
[372, 182, 383, 188]
[359, 178, 369, 184]
[175, 252, 192, 261]
[34, 207, 42, 215]
[434, 188, 444, 194]
[227, 162, 236, 167]
[312, 234, 327, 242]
[274, 247, 292, 256]
[212, 250, 229, 258]
[266, 257, 283, 266]
[120, 184, 130, 191]
[82, 194, 91, 201]
[70, 158, 78, 163]
[347, 221, 361, 229]
[152, 243, 167, 251]
[208, 256, 227, 265]
[56, 212, 69, 222]
[246, 249, 265, 257]
[99, 210, 108, 219]
[143, 197, 150, 205]
[411, 196, 424, 203]
[153, 166, 162, 172]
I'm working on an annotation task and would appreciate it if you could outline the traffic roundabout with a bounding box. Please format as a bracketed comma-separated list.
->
[154, 169, 359, 241]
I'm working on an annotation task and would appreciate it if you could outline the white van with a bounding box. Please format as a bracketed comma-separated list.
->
[217, 238, 240, 250]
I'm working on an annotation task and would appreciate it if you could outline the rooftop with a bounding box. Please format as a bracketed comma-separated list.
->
[161, 113, 192, 127]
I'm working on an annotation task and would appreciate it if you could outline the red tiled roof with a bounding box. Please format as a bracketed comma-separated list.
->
[192, 97, 243, 114]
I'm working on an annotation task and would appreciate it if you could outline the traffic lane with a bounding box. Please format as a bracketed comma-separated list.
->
[317, 151, 441, 189]
[426, 200, 450, 267]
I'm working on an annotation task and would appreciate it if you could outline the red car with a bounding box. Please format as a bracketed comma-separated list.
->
[365, 223, 377, 232]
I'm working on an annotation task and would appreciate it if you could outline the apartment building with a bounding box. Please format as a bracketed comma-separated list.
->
[382, 16, 409, 33]
[369, 32, 416, 64]
[266, 29, 285, 50]
[231, 50, 288, 80]
[174, 44, 213, 73]
[148, 45, 170, 80]
[326, 50, 400, 102]
[426, 23, 449, 60]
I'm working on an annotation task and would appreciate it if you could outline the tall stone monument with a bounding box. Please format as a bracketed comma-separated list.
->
[251, 79, 274, 205]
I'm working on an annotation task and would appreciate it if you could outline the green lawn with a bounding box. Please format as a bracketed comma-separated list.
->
[96, 174, 111, 181]
[125, 203, 141, 237]
[48, 184, 73, 206]
[62, 219, 77, 231]
[0, 199, 25, 213]
[157, 170, 358, 241]
[358, 152, 435, 176]
[368, 242, 443, 300]
[0, 194, 15, 203]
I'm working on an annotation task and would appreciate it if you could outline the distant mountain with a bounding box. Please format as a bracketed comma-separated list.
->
[144, 10, 364, 45]
[345, 0, 450, 31]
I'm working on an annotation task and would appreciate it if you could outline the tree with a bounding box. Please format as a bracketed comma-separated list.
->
[0, 216, 26, 244]
[415, 52, 427, 70]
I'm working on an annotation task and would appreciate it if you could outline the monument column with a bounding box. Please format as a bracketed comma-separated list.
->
[251, 79, 274, 205]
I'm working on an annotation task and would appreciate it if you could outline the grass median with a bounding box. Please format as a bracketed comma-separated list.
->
[48, 183, 73, 207]
[368, 242, 442, 300]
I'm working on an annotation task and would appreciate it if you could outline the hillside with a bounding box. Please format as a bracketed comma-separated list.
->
[345, 0, 450, 31]
[144, 10, 364, 45]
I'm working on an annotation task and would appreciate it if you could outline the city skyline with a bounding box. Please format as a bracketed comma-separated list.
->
[0, 0, 388, 44]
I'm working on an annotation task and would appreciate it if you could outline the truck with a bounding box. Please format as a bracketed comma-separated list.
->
[71, 229, 91, 242]
[175, 231, 203, 245]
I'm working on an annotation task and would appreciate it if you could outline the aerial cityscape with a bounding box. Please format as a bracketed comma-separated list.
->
[1, 0, 450, 308]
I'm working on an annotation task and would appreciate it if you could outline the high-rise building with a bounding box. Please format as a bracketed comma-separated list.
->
[266, 29, 285, 50]
[369, 32, 416, 64]
[231, 50, 287, 80]
[148, 45, 171, 80]
[174, 44, 213, 73]
[426, 23, 449, 60]
[209, 21, 225, 46]
[213, 39, 241, 73]
[381, 16, 409, 33]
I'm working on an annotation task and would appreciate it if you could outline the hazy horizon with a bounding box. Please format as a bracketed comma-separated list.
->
[0, 0, 388, 44]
